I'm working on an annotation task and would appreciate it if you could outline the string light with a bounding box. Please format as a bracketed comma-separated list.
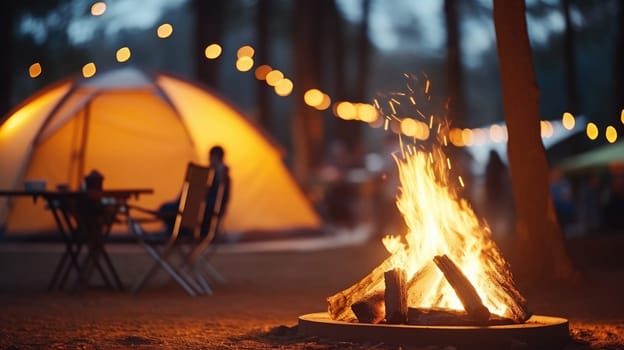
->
[562, 112, 575, 130]
[82, 62, 96, 78]
[586, 122, 599, 140]
[115, 47, 131, 63]
[606, 125, 617, 143]
[157, 23, 173, 39]
[204, 44, 222, 59]
[91, 2, 106, 16]
[28, 63, 42, 78]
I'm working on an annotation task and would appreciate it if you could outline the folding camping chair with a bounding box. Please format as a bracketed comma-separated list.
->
[125, 162, 226, 296]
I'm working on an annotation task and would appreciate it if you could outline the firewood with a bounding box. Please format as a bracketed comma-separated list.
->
[327, 257, 393, 321]
[384, 268, 408, 324]
[433, 255, 491, 322]
[351, 291, 385, 324]
[407, 307, 513, 326]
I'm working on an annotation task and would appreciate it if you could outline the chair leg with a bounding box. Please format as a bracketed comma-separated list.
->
[132, 243, 198, 296]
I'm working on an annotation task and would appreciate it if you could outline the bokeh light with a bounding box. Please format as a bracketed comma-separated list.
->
[449, 128, 464, 147]
[157, 23, 173, 38]
[304, 89, 323, 107]
[236, 56, 254, 72]
[91, 2, 106, 16]
[274, 78, 293, 96]
[316, 94, 331, 111]
[540, 120, 553, 138]
[265, 70, 284, 86]
[462, 128, 474, 146]
[489, 124, 505, 143]
[28, 62, 42, 78]
[336, 102, 357, 120]
[115, 47, 131, 63]
[621, 109, 624, 125]
[400, 118, 418, 137]
[562, 112, 575, 130]
[254, 65, 271, 80]
[357, 104, 377, 122]
[586, 122, 599, 140]
[237, 45, 255, 58]
[606, 125, 618, 143]
[204, 44, 222, 59]
[82, 62, 96, 78]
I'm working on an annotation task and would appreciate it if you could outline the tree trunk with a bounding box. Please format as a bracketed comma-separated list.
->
[292, 0, 324, 182]
[0, 1, 14, 118]
[444, 0, 465, 126]
[256, 0, 271, 130]
[493, 0, 575, 283]
[193, 0, 225, 88]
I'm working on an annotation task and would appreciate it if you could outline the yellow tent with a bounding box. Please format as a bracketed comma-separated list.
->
[0, 67, 321, 237]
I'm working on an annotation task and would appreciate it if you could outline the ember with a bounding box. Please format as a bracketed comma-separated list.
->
[327, 145, 529, 325]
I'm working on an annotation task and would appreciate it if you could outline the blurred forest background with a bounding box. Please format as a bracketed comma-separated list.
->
[0, 0, 623, 185]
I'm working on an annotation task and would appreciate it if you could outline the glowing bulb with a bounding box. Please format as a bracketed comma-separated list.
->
[401, 118, 418, 137]
[237, 45, 255, 58]
[606, 126, 618, 143]
[621, 109, 624, 125]
[29, 63, 42, 78]
[91, 2, 106, 16]
[265, 70, 283, 86]
[336, 102, 357, 120]
[254, 65, 271, 80]
[489, 124, 504, 143]
[316, 94, 331, 111]
[157, 23, 173, 38]
[562, 112, 575, 130]
[115, 47, 131, 62]
[204, 44, 222, 59]
[586, 122, 599, 140]
[82, 62, 96, 78]
[357, 104, 378, 123]
[274, 78, 293, 96]
[236, 56, 254, 72]
[540, 120, 553, 138]
[304, 89, 323, 107]
[449, 128, 464, 147]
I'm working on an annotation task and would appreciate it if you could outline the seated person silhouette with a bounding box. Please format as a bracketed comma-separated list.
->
[158, 145, 230, 237]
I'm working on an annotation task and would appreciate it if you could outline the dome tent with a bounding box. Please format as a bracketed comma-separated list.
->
[0, 67, 320, 238]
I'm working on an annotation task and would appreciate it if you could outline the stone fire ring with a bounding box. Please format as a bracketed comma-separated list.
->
[298, 312, 569, 348]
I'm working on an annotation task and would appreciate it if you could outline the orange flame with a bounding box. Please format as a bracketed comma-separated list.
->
[381, 145, 523, 319]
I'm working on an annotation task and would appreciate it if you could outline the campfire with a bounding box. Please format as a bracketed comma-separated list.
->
[326, 144, 529, 326]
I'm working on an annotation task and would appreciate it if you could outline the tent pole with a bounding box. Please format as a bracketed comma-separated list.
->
[76, 102, 91, 187]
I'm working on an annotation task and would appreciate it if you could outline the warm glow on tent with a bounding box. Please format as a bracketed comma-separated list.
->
[357, 103, 377, 122]
[562, 112, 575, 130]
[157, 23, 173, 38]
[116, 47, 131, 62]
[586, 122, 599, 140]
[316, 94, 331, 111]
[91, 2, 106, 16]
[237, 45, 255, 58]
[304, 89, 323, 107]
[489, 124, 505, 142]
[274, 78, 293, 96]
[265, 70, 283, 86]
[236, 57, 254, 72]
[336, 102, 357, 120]
[254, 65, 271, 80]
[29, 63, 42, 78]
[82, 62, 97, 78]
[606, 125, 618, 143]
[204, 44, 222, 59]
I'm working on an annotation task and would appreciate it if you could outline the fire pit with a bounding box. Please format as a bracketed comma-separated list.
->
[298, 125, 570, 347]
[298, 312, 569, 348]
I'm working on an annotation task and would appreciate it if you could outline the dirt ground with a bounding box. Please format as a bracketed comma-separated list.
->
[0, 233, 623, 350]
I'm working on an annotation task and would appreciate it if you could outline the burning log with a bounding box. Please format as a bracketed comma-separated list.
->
[351, 291, 385, 324]
[433, 254, 490, 322]
[384, 268, 408, 324]
[327, 257, 393, 322]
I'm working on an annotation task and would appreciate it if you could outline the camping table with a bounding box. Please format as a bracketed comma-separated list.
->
[0, 188, 153, 291]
